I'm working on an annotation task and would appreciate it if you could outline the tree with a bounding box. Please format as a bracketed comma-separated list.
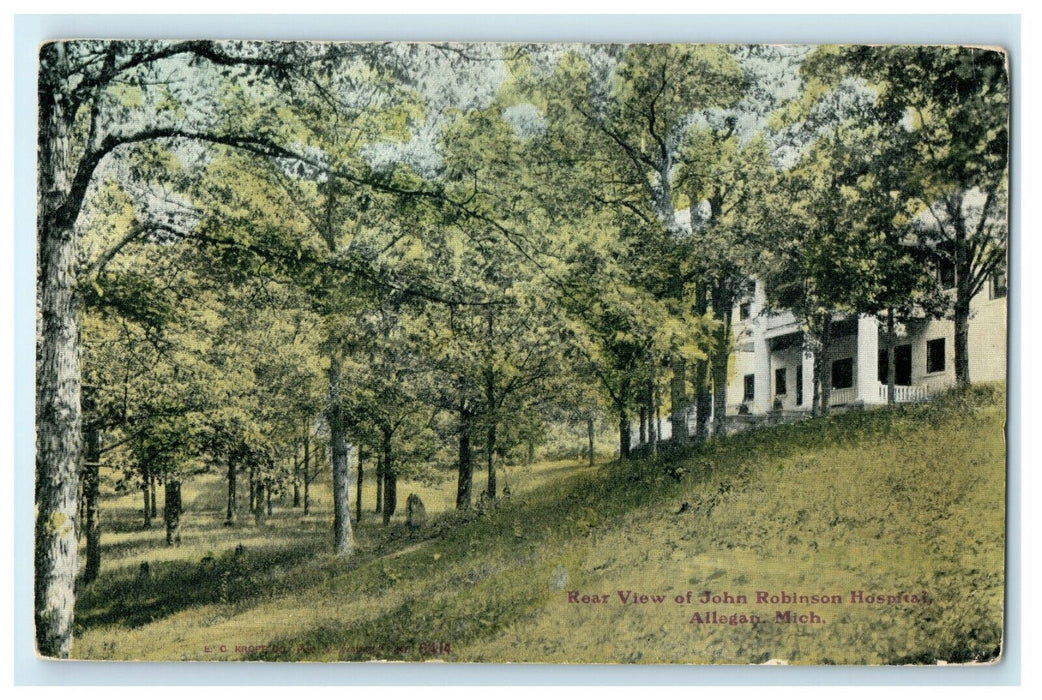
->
[36, 39, 371, 657]
[812, 46, 1009, 385]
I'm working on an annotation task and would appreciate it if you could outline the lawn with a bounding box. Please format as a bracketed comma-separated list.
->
[72, 385, 1006, 664]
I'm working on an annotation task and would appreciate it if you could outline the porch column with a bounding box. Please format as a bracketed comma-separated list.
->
[801, 348, 815, 410]
[856, 315, 883, 405]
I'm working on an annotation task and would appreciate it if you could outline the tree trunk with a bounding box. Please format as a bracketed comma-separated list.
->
[355, 446, 363, 524]
[456, 403, 473, 510]
[327, 398, 354, 555]
[670, 359, 689, 445]
[486, 422, 497, 500]
[375, 452, 384, 513]
[35, 45, 81, 657]
[527, 438, 535, 466]
[693, 356, 711, 443]
[141, 466, 152, 528]
[587, 416, 595, 467]
[303, 432, 311, 516]
[887, 308, 896, 406]
[77, 478, 85, 537]
[954, 298, 971, 386]
[818, 316, 832, 415]
[649, 382, 659, 455]
[618, 406, 631, 459]
[383, 470, 397, 525]
[382, 428, 396, 526]
[710, 305, 732, 437]
[266, 480, 273, 517]
[164, 480, 181, 546]
[292, 441, 301, 508]
[253, 482, 265, 526]
[224, 454, 237, 526]
[638, 405, 646, 445]
[82, 410, 101, 585]
[248, 465, 256, 514]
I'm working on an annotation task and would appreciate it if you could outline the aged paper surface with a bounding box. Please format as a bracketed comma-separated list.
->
[34, 41, 1007, 663]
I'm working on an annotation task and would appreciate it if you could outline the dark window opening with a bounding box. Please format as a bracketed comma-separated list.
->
[927, 338, 946, 373]
[739, 301, 751, 321]
[878, 345, 912, 385]
[938, 259, 956, 290]
[991, 270, 1007, 299]
[775, 367, 787, 396]
[831, 357, 854, 390]
[796, 365, 803, 406]
[743, 374, 755, 402]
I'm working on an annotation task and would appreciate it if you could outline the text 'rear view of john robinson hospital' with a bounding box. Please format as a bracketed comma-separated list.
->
[35, 42, 1008, 663]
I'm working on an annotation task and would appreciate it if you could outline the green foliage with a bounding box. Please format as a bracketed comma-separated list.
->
[55, 43, 1008, 662]
[73, 385, 1005, 664]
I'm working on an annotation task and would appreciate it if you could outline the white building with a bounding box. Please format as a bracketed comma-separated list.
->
[725, 274, 1007, 417]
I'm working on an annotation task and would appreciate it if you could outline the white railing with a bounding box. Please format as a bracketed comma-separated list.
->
[829, 387, 857, 406]
[878, 383, 931, 403]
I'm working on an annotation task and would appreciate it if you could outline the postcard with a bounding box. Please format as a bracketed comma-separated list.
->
[33, 40, 1008, 664]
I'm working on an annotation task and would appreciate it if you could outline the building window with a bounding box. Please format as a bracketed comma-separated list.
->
[775, 367, 787, 396]
[927, 338, 946, 373]
[743, 374, 755, 402]
[990, 270, 1007, 299]
[934, 242, 956, 290]
[738, 279, 755, 320]
[879, 345, 913, 385]
[937, 259, 956, 290]
[831, 357, 854, 390]
[796, 365, 803, 406]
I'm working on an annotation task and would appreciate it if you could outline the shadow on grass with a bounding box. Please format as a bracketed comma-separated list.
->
[249, 385, 1005, 662]
[75, 536, 328, 632]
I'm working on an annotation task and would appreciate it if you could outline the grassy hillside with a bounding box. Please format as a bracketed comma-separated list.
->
[72, 385, 1006, 664]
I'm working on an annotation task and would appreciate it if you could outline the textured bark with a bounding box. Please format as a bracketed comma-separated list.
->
[253, 482, 265, 525]
[954, 298, 971, 386]
[670, 359, 689, 445]
[486, 422, 497, 500]
[456, 403, 473, 510]
[302, 433, 311, 516]
[382, 428, 396, 526]
[587, 416, 595, 467]
[818, 316, 832, 416]
[141, 466, 152, 528]
[693, 356, 711, 443]
[618, 407, 631, 459]
[164, 480, 181, 546]
[142, 478, 151, 528]
[710, 305, 732, 437]
[248, 465, 256, 514]
[355, 446, 363, 523]
[375, 452, 384, 514]
[35, 83, 81, 653]
[292, 442, 301, 508]
[224, 454, 237, 526]
[81, 408, 101, 585]
[649, 382, 659, 455]
[328, 400, 354, 555]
